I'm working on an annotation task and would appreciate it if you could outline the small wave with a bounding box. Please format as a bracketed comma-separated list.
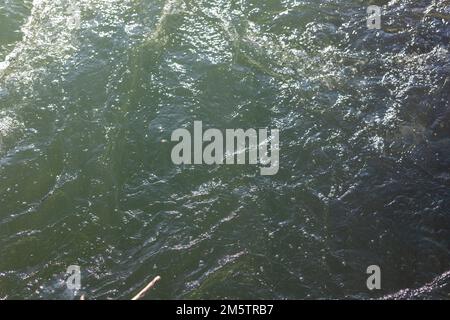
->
[0, 115, 22, 150]
[0, 0, 82, 89]
[382, 270, 450, 300]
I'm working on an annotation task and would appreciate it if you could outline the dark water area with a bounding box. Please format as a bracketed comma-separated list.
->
[0, 0, 449, 299]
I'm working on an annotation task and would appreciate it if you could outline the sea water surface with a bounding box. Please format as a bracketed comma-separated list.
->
[0, 0, 449, 299]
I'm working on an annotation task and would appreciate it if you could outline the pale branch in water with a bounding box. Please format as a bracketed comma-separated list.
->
[132, 276, 162, 300]
[79, 276, 161, 300]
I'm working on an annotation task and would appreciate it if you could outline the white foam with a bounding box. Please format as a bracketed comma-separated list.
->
[0, 116, 22, 148]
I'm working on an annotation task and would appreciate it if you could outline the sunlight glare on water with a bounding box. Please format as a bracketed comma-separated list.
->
[0, 0, 449, 299]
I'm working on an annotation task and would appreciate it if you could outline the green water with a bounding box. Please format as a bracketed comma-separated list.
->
[0, 0, 449, 299]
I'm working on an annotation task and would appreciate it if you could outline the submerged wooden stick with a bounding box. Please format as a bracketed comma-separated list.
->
[79, 275, 161, 300]
[131, 276, 161, 300]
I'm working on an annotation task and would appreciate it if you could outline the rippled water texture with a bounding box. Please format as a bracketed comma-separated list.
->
[0, 0, 449, 299]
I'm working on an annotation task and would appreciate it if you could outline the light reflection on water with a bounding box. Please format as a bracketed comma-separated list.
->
[0, 0, 449, 299]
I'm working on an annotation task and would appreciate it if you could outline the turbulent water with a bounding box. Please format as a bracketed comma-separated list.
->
[0, 0, 449, 299]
